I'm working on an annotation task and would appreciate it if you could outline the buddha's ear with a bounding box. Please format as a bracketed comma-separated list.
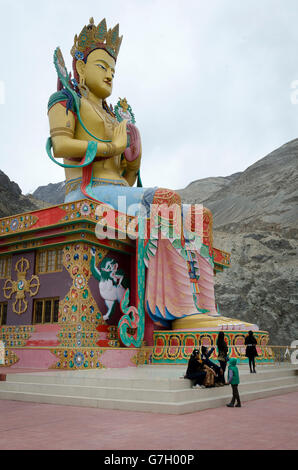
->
[76, 60, 86, 81]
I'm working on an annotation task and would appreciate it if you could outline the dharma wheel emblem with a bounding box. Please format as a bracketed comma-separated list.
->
[3, 258, 40, 315]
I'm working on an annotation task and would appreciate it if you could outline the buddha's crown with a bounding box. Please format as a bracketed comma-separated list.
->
[70, 17, 122, 62]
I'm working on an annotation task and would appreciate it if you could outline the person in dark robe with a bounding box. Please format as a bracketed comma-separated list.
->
[217, 332, 229, 384]
[245, 330, 258, 373]
[185, 349, 207, 389]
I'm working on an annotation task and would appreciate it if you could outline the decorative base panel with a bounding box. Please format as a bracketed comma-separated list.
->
[152, 329, 273, 364]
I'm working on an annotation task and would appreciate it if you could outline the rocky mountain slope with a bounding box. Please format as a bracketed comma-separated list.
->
[178, 139, 298, 346]
[0, 171, 47, 218]
[212, 230, 297, 346]
[32, 181, 65, 206]
[177, 172, 241, 205]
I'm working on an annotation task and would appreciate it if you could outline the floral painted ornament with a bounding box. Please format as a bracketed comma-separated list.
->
[10, 219, 19, 231]
[73, 351, 85, 367]
[114, 98, 135, 125]
[75, 50, 85, 60]
[80, 202, 91, 216]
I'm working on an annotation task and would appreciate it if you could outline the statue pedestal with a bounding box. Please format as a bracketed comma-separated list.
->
[0, 198, 272, 370]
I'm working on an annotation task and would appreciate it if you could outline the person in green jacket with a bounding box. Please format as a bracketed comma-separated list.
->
[226, 358, 241, 407]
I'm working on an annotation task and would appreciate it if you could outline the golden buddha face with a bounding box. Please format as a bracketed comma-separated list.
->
[76, 48, 116, 99]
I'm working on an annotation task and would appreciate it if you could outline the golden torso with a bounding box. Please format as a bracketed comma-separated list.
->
[64, 98, 126, 183]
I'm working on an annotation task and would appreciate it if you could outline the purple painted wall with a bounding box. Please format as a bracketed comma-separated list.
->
[37, 267, 72, 300]
[0, 250, 71, 326]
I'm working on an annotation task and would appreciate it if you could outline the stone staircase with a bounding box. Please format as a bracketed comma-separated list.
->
[0, 364, 297, 414]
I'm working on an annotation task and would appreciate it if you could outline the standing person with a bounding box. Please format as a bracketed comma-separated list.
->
[217, 332, 229, 384]
[185, 349, 207, 389]
[226, 358, 241, 407]
[245, 330, 258, 373]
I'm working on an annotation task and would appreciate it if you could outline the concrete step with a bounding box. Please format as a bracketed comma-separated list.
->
[5, 365, 297, 388]
[5, 373, 190, 391]
[1, 374, 297, 403]
[0, 365, 297, 414]
[0, 382, 297, 414]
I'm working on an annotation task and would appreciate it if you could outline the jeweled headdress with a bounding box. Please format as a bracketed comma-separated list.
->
[70, 17, 123, 62]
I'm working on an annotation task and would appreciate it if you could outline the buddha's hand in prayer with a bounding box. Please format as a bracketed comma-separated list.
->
[112, 120, 128, 155]
[124, 124, 141, 162]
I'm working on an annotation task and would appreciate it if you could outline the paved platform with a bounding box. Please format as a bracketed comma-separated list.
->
[0, 391, 297, 450]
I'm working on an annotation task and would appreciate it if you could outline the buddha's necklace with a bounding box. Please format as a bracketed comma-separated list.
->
[86, 97, 118, 133]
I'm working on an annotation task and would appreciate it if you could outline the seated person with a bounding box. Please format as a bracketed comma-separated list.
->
[185, 349, 207, 389]
[202, 364, 217, 388]
[201, 346, 222, 379]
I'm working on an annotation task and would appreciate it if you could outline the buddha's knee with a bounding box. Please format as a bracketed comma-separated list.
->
[152, 187, 182, 207]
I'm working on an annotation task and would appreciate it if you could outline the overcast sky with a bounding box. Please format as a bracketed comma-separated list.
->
[0, 0, 298, 194]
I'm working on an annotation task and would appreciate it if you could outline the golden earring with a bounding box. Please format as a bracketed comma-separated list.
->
[78, 77, 89, 98]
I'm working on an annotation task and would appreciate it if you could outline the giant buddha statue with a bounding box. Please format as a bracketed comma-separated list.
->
[47, 17, 258, 334]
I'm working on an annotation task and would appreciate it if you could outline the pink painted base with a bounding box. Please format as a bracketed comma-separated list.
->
[1, 324, 147, 370]
[100, 349, 140, 368]
[3, 347, 144, 370]
[10, 349, 58, 369]
[25, 324, 61, 347]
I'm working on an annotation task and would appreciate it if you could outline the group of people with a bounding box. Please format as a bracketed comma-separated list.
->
[184, 330, 259, 408]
